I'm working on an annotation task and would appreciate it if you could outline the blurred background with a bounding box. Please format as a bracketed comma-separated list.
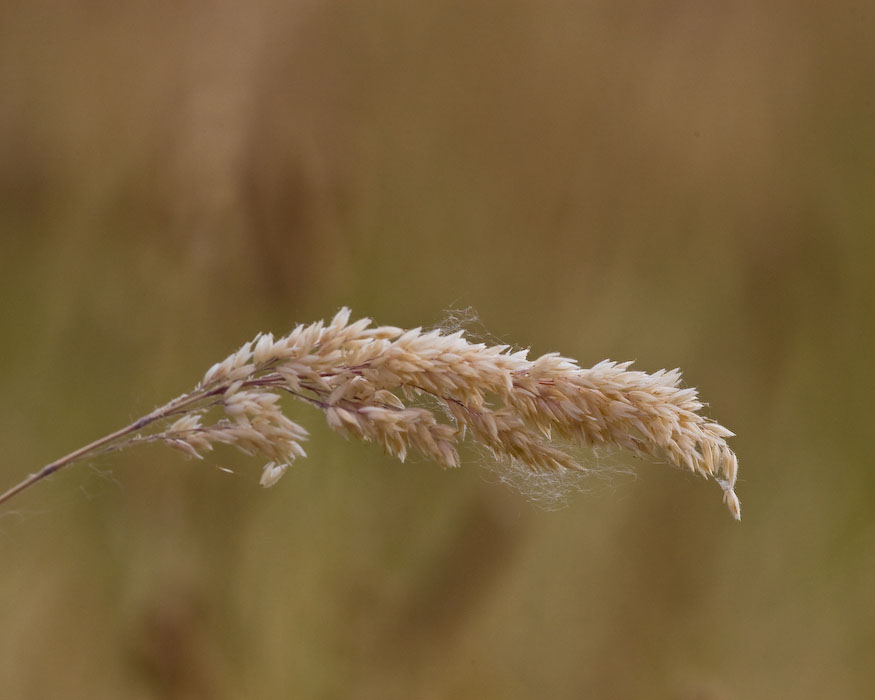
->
[1, 1, 873, 698]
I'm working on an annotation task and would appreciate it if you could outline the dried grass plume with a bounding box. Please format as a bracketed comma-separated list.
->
[0, 309, 740, 518]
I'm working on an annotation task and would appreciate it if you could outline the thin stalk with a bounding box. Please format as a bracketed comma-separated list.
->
[0, 390, 212, 507]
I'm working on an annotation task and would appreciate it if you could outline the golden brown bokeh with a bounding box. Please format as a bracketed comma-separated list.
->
[1, 1, 873, 698]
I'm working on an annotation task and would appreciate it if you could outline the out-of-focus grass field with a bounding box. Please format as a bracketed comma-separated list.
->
[1, 2, 873, 698]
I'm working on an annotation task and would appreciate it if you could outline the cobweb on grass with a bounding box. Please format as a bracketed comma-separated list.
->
[422, 307, 694, 511]
[431, 306, 511, 346]
[427, 308, 638, 509]
[473, 443, 639, 511]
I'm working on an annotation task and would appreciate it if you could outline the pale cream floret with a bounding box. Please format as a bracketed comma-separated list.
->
[155, 308, 740, 519]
